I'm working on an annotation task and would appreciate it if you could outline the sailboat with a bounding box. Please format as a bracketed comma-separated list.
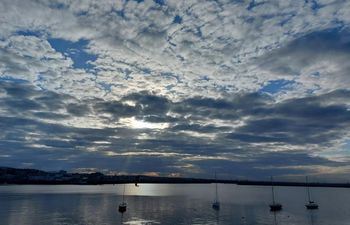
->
[118, 183, 127, 213]
[269, 177, 282, 211]
[212, 172, 220, 210]
[305, 176, 318, 210]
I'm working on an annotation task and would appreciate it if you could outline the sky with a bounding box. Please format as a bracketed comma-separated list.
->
[0, 0, 350, 180]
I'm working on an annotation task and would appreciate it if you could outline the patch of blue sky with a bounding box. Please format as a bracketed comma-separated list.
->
[247, 0, 266, 11]
[312, 71, 320, 76]
[243, 16, 255, 24]
[259, 79, 296, 94]
[108, 7, 125, 18]
[278, 14, 295, 27]
[123, 70, 133, 80]
[199, 75, 210, 81]
[16, 30, 43, 37]
[173, 15, 182, 24]
[154, 0, 165, 5]
[166, 84, 176, 90]
[48, 1, 67, 10]
[161, 72, 181, 83]
[48, 38, 97, 70]
[33, 73, 47, 90]
[309, 0, 321, 11]
[195, 27, 203, 38]
[140, 67, 151, 75]
[0, 76, 29, 84]
[98, 82, 113, 93]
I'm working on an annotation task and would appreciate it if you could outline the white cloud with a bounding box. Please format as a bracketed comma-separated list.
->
[0, 35, 72, 82]
[1, 0, 349, 101]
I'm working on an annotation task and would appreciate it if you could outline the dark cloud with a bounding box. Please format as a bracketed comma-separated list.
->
[66, 103, 91, 117]
[230, 91, 350, 145]
[32, 112, 69, 120]
[170, 123, 231, 134]
[172, 93, 273, 121]
[1, 81, 37, 97]
[260, 28, 350, 76]
[122, 91, 171, 115]
[93, 102, 139, 122]
[0, 81, 350, 178]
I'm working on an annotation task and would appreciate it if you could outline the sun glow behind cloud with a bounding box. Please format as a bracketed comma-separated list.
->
[120, 117, 169, 130]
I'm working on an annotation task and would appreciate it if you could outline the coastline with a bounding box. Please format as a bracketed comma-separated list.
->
[1, 167, 350, 188]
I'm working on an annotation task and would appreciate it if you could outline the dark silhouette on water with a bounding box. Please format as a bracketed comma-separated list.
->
[269, 177, 282, 211]
[212, 171, 220, 210]
[135, 175, 140, 187]
[305, 176, 319, 210]
[118, 184, 127, 213]
[3, 167, 350, 188]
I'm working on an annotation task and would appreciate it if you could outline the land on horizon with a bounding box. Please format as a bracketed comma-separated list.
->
[1, 167, 350, 188]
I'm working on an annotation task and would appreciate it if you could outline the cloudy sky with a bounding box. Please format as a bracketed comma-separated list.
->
[1, 0, 350, 180]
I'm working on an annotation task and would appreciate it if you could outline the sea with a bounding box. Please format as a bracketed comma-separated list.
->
[0, 184, 349, 225]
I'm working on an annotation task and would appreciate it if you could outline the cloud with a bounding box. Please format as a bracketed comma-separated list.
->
[258, 28, 350, 98]
[0, 81, 349, 178]
[0, 35, 72, 82]
[0, 0, 350, 179]
[1, 0, 349, 100]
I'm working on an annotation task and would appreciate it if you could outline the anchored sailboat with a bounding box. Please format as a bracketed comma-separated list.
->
[269, 177, 282, 211]
[305, 176, 318, 210]
[212, 172, 220, 210]
[118, 184, 127, 213]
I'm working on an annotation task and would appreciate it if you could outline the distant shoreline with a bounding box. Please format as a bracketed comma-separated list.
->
[2, 167, 350, 188]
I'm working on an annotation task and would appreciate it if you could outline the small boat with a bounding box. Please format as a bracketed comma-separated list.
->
[270, 203, 282, 211]
[305, 176, 318, 210]
[306, 201, 318, 210]
[269, 176, 282, 211]
[212, 201, 220, 210]
[212, 171, 220, 210]
[118, 184, 127, 213]
[118, 202, 127, 213]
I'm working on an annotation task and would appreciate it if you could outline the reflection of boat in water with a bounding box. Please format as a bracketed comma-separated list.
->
[305, 176, 319, 210]
[119, 209, 125, 225]
[118, 184, 127, 213]
[273, 211, 278, 225]
[308, 209, 316, 225]
[269, 177, 282, 211]
[214, 207, 220, 225]
[212, 172, 220, 210]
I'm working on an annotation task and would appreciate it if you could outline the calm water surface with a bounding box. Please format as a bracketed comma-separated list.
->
[1, 184, 350, 225]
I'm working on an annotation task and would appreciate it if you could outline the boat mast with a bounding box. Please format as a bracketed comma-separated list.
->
[215, 171, 218, 203]
[271, 176, 276, 204]
[306, 176, 311, 202]
[122, 183, 126, 203]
